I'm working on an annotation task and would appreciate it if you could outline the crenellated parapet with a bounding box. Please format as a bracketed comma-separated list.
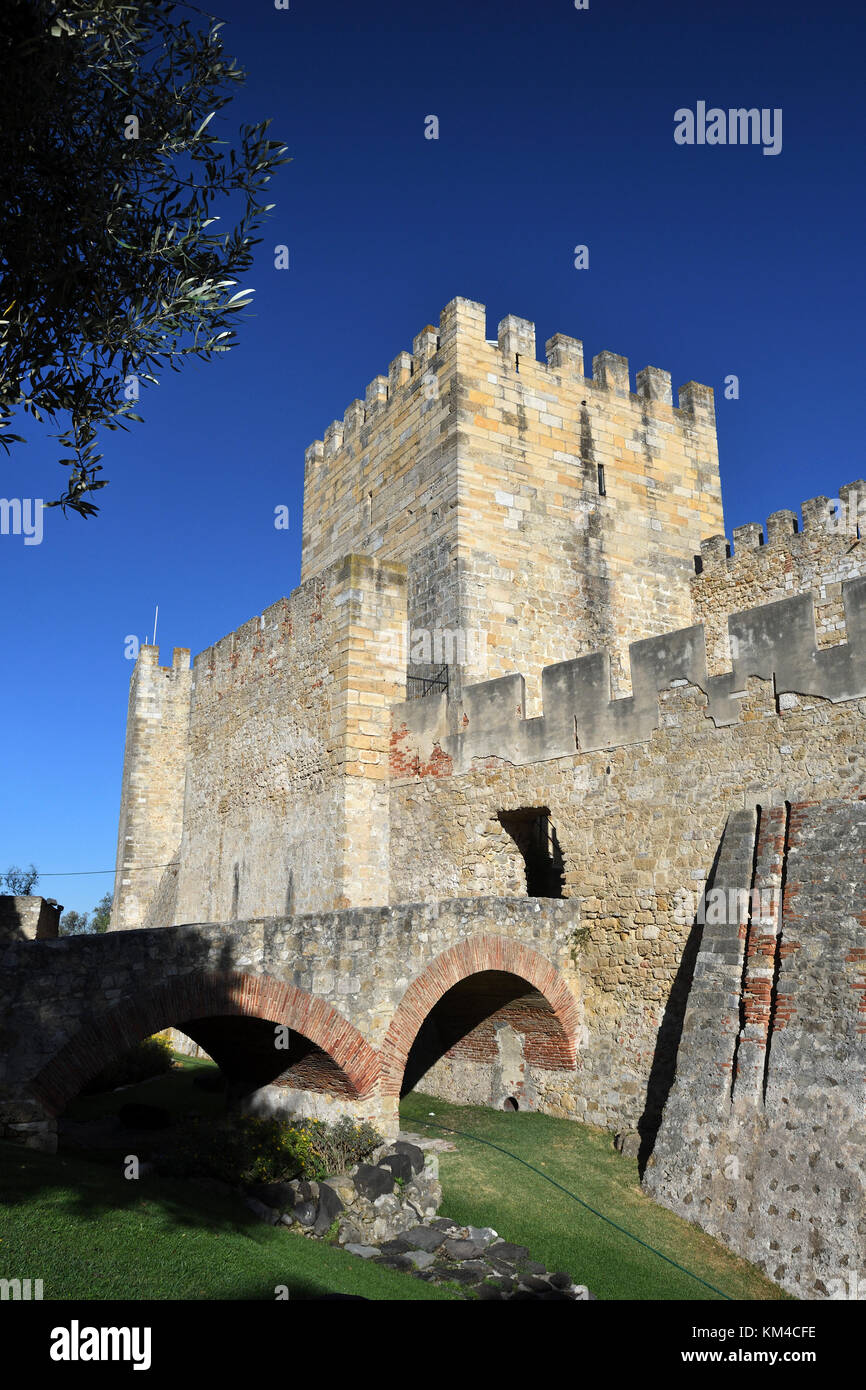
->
[696, 479, 866, 573]
[390, 576, 866, 777]
[303, 297, 718, 481]
[302, 298, 724, 706]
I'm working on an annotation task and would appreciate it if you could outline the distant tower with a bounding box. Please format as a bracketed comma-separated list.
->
[301, 298, 723, 707]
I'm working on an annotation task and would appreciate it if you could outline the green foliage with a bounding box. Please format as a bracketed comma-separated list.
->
[1, 863, 39, 895]
[90, 890, 113, 933]
[60, 889, 113, 935]
[82, 1033, 174, 1094]
[59, 908, 90, 935]
[166, 1113, 382, 1187]
[0, 0, 289, 515]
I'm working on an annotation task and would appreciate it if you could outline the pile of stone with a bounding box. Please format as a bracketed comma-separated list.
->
[242, 1135, 594, 1301]
[243, 1138, 441, 1243]
[362, 1221, 594, 1301]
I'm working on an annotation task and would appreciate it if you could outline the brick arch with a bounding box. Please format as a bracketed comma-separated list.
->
[379, 934, 579, 1097]
[29, 970, 380, 1115]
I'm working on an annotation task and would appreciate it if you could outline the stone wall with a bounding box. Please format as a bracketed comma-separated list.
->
[694, 480, 866, 674]
[301, 298, 723, 710]
[0, 897, 61, 941]
[644, 799, 866, 1300]
[0, 898, 580, 1149]
[113, 554, 409, 929]
[388, 589, 866, 1135]
[110, 646, 192, 931]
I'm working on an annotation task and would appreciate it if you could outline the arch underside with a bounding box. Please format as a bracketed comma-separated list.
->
[380, 934, 579, 1098]
[30, 970, 380, 1115]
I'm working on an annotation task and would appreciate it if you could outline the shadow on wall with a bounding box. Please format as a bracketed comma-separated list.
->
[0, 896, 62, 941]
[1, 925, 378, 1184]
[401, 968, 572, 1098]
[635, 831, 726, 1173]
[498, 809, 565, 897]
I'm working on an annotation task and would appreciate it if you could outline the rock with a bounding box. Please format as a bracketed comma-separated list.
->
[313, 1182, 344, 1236]
[324, 1176, 356, 1206]
[379, 1237, 413, 1256]
[403, 1249, 436, 1270]
[467, 1226, 498, 1247]
[487, 1240, 530, 1263]
[432, 1265, 477, 1285]
[393, 1140, 425, 1174]
[517, 1274, 551, 1293]
[345, 1244, 380, 1259]
[548, 1271, 573, 1289]
[243, 1196, 280, 1225]
[430, 1217, 460, 1233]
[292, 1200, 317, 1227]
[522, 1259, 547, 1276]
[475, 1284, 503, 1300]
[353, 1163, 394, 1200]
[403, 1225, 445, 1253]
[614, 1131, 641, 1158]
[378, 1152, 414, 1183]
[371, 1192, 401, 1215]
[279, 1213, 294, 1227]
[443, 1238, 485, 1261]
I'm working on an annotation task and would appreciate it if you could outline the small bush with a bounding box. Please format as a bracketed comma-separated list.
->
[163, 1113, 382, 1187]
[82, 1035, 174, 1095]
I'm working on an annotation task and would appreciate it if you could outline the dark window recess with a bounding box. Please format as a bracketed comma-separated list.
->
[597, 463, 606, 496]
[407, 663, 449, 700]
[498, 808, 565, 898]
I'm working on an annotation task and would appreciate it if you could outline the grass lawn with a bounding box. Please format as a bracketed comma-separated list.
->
[0, 1053, 456, 1300]
[399, 1092, 789, 1302]
[0, 1141, 455, 1301]
[0, 1052, 788, 1301]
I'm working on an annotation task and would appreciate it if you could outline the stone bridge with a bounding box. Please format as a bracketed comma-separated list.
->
[0, 898, 581, 1149]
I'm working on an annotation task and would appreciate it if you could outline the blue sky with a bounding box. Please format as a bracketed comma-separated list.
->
[2, 0, 863, 915]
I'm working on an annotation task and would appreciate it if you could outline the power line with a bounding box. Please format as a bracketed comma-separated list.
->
[34, 863, 178, 878]
[410, 1114, 732, 1301]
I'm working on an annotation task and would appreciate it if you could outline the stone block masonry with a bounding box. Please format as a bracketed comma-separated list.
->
[644, 800, 866, 1300]
[0, 896, 61, 941]
[302, 298, 724, 710]
[0, 898, 580, 1148]
[97, 298, 866, 1295]
[111, 553, 409, 929]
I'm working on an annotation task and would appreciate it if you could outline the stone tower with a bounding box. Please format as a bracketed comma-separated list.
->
[301, 297, 724, 708]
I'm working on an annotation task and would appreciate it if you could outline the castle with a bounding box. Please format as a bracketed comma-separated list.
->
[88, 299, 866, 1293]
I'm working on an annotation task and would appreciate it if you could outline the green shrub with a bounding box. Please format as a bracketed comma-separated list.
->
[82, 1035, 174, 1095]
[162, 1112, 382, 1187]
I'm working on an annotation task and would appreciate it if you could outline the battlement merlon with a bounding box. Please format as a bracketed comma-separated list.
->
[135, 644, 191, 674]
[389, 576, 866, 777]
[696, 480, 866, 572]
[301, 296, 719, 482]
